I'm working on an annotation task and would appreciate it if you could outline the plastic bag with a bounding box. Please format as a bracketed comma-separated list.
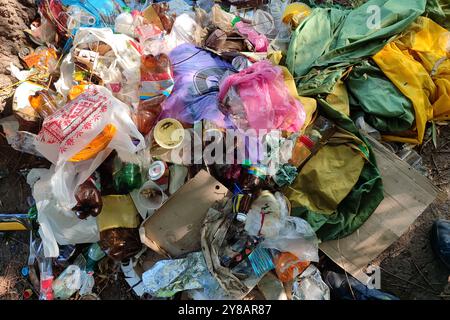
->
[28, 168, 100, 258]
[72, 28, 141, 107]
[261, 216, 319, 263]
[218, 60, 305, 132]
[292, 265, 330, 300]
[35, 85, 145, 210]
[161, 44, 235, 127]
[235, 21, 269, 52]
[244, 191, 287, 238]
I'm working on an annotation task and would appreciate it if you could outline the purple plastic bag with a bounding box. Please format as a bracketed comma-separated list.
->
[161, 44, 235, 127]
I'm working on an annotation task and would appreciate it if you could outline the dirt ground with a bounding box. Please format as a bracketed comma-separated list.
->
[0, 0, 449, 300]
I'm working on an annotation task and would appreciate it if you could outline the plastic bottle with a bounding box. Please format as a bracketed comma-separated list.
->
[85, 243, 106, 272]
[134, 96, 165, 136]
[72, 179, 103, 220]
[39, 257, 54, 300]
[274, 252, 310, 282]
[289, 135, 315, 167]
[113, 162, 143, 194]
[28, 90, 58, 119]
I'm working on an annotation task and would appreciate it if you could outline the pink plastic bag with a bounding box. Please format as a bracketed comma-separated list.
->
[218, 60, 305, 132]
[235, 21, 269, 52]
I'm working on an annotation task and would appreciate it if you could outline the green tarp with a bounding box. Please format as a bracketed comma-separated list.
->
[286, 0, 427, 96]
[347, 60, 415, 133]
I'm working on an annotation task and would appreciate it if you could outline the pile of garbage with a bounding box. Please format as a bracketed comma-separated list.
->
[0, 0, 448, 300]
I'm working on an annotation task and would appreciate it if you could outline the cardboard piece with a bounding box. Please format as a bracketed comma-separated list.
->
[320, 134, 442, 284]
[139, 170, 229, 258]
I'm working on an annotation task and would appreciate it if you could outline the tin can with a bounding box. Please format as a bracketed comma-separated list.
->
[148, 161, 169, 191]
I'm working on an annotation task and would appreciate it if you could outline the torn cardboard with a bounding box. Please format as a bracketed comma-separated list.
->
[139, 169, 229, 258]
[320, 134, 442, 285]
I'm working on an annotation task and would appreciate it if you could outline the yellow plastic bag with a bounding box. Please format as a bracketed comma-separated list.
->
[373, 17, 450, 144]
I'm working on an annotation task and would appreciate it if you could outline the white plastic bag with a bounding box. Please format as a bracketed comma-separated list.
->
[34, 85, 145, 210]
[28, 168, 100, 258]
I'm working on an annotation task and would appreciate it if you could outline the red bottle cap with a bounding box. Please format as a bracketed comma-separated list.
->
[299, 135, 315, 150]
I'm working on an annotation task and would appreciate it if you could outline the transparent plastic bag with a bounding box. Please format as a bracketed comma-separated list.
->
[218, 60, 305, 132]
[35, 85, 145, 210]
[261, 216, 319, 262]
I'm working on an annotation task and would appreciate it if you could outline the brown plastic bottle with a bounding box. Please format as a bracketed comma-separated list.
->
[28, 90, 58, 119]
[72, 179, 103, 220]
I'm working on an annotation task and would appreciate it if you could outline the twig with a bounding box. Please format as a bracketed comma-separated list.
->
[379, 267, 438, 294]
[411, 259, 436, 292]
[431, 154, 439, 172]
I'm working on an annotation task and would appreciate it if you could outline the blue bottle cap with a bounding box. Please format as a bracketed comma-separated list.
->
[21, 266, 29, 277]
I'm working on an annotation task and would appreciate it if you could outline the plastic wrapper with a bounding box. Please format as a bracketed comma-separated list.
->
[291, 265, 330, 300]
[261, 216, 319, 263]
[61, 0, 127, 28]
[161, 44, 235, 127]
[35, 85, 145, 210]
[142, 251, 210, 298]
[52, 265, 82, 300]
[218, 60, 305, 132]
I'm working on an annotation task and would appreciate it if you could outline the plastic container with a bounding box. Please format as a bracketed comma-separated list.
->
[137, 180, 168, 210]
[28, 90, 58, 119]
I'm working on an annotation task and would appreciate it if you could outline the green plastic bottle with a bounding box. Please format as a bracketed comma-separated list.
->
[113, 162, 142, 194]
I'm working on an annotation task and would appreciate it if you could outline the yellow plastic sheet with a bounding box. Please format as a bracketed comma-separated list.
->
[373, 17, 450, 144]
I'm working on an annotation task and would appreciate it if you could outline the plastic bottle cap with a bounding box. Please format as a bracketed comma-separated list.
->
[299, 135, 315, 150]
[236, 212, 247, 223]
[231, 16, 241, 27]
[21, 266, 29, 277]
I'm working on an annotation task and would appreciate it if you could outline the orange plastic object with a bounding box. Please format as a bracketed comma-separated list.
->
[274, 252, 310, 282]
[69, 124, 117, 162]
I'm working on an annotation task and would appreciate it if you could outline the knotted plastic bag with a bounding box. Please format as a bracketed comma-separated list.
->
[218, 60, 305, 132]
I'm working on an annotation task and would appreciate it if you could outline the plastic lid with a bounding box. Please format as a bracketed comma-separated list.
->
[149, 161, 166, 181]
[299, 135, 315, 150]
[231, 16, 241, 27]
[153, 118, 185, 149]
